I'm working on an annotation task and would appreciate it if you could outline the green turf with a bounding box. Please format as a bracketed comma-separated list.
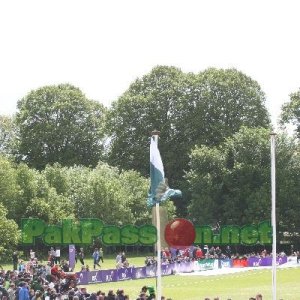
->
[73, 255, 148, 271]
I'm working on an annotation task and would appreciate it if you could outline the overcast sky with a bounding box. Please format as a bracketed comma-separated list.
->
[1, 0, 300, 128]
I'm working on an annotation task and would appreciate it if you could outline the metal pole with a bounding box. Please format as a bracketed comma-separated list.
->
[155, 201, 162, 300]
[270, 132, 277, 300]
[152, 132, 162, 300]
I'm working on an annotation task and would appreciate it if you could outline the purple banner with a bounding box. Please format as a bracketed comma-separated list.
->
[88, 270, 102, 283]
[75, 257, 288, 285]
[247, 256, 287, 267]
[77, 271, 89, 285]
[132, 267, 147, 279]
[173, 261, 193, 273]
[161, 264, 173, 275]
[117, 267, 133, 281]
[101, 269, 118, 283]
[145, 264, 157, 277]
[68, 245, 76, 270]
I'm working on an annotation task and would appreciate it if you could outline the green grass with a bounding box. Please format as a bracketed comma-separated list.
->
[73, 254, 148, 271]
[71, 256, 300, 299]
[2, 255, 300, 299]
[81, 267, 300, 300]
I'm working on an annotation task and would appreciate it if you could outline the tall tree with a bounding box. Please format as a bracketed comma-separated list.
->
[107, 66, 270, 215]
[186, 68, 270, 146]
[280, 88, 300, 137]
[16, 84, 106, 169]
[0, 115, 18, 157]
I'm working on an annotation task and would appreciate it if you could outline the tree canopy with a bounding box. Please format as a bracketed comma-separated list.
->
[0, 115, 18, 157]
[107, 66, 270, 214]
[107, 66, 270, 176]
[0, 156, 157, 227]
[280, 88, 300, 137]
[1, 65, 300, 253]
[16, 84, 106, 169]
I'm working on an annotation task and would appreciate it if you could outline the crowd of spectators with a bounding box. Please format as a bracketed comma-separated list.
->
[0, 249, 173, 300]
[0, 262, 172, 300]
[0, 259, 77, 300]
[143, 245, 290, 266]
[0, 246, 297, 300]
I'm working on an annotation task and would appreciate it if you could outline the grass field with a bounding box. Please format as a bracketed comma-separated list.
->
[74, 256, 300, 299]
[79, 267, 300, 300]
[2, 255, 300, 299]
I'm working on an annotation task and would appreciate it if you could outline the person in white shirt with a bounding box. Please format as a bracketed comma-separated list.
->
[55, 248, 61, 264]
[30, 249, 35, 260]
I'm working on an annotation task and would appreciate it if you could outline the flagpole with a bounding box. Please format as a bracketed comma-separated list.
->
[270, 132, 277, 300]
[152, 130, 162, 300]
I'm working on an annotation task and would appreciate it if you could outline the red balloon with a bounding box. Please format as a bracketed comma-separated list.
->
[164, 218, 196, 249]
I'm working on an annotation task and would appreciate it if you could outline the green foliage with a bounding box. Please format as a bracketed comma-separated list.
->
[187, 145, 226, 224]
[0, 115, 18, 157]
[0, 157, 20, 216]
[187, 127, 300, 242]
[0, 158, 74, 225]
[16, 84, 106, 169]
[43, 163, 70, 195]
[0, 155, 158, 252]
[14, 163, 40, 221]
[0, 203, 20, 255]
[280, 88, 300, 137]
[106, 66, 270, 215]
[64, 163, 152, 225]
[118, 170, 152, 225]
[107, 66, 188, 178]
[188, 68, 270, 146]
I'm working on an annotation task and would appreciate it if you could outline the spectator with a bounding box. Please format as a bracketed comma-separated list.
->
[30, 250, 36, 261]
[0, 280, 9, 300]
[116, 289, 125, 300]
[18, 260, 26, 272]
[195, 247, 203, 259]
[116, 252, 123, 269]
[12, 252, 18, 271]
[7, 283, 16, 300]
[92, 249, 101, 270]
[106, 289, 116, 300]
[121, 252, 126, 264]
[61, 260, 70, 272]
[33, 290, 43, 300]
[55, 248, 61, 265]
[75, 249, 78, 264]
[99, 248, 104, 263]
[78, 248, 84, 266]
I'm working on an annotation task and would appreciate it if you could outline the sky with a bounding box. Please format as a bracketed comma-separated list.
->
[1, 0, 300, 129]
